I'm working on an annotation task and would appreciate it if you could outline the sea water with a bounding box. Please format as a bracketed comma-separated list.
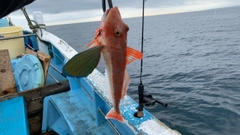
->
[47, 6, 240, 135]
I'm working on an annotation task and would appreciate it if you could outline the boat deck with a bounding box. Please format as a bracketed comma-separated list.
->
[42, 87, 116, 135]
[41, 70, 181, 135]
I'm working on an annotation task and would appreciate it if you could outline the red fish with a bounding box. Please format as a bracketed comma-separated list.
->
[63, 6, 143, 123]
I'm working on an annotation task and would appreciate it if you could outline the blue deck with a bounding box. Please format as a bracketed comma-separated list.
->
[42, 82, 116, 135]
[0, 96, 29, 135]
[41, 75, 160, 135]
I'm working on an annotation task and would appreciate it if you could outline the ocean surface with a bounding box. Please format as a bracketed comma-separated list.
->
[47, 6, 240, 135]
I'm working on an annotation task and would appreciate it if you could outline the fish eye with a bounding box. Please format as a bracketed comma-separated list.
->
[98, 31, 101, 36]
[115, 29, 121, 36]
[95, 30, 101, 39]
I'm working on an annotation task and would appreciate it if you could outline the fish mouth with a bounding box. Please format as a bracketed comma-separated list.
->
[104, 6, 120, 19]
[103, 8, 110, 20]
[101, 8, 111, 24]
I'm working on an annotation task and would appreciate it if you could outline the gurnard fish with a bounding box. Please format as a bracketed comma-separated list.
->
[63, 6, 143, 123]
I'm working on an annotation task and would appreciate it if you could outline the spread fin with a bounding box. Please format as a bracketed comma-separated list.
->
[62, 46, 103, 77]
[86, 38, 100, 48]
[105, 108, 124, 123]
[121, 70, 130, 99]
[126, 46, 143, 65]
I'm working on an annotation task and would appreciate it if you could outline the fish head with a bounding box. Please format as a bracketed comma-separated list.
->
[88, 6, 129, 49]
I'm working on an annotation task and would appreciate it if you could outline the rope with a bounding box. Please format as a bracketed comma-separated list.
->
[6, 16, 14, 26]
[20, 7, 46, 39]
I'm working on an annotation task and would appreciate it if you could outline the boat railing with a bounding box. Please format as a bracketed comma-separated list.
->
[0, 33, 35, 41]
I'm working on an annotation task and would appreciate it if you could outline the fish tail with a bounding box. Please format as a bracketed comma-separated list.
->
[105, 108, 124, 123]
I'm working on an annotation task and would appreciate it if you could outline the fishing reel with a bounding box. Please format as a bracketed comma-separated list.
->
[142, 94, 168, 107]
[134, 83, 168, 118]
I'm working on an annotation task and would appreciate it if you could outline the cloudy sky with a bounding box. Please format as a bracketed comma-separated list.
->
[8, 0, 240, 27]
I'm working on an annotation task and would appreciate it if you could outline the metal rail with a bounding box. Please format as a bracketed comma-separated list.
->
[98, 109, 121, 135]
[0, 34, 35, 41]
[75, 78, 93, 101]
[50, 63, 66, 77]
[48, 73, 60, 84]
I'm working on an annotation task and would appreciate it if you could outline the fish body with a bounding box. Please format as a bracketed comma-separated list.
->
[63, 6, 143, 123]
[89, 6, 143, 122]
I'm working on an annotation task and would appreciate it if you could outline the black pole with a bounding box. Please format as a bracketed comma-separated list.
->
[135, 0, 146, 118]
[140, 0, 145, 83]
[134, 0, 167, 118]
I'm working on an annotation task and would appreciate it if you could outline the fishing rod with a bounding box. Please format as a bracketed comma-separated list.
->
[135, 0, 167, 118]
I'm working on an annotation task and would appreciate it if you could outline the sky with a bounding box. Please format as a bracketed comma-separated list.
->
[6, 0, 240, 28]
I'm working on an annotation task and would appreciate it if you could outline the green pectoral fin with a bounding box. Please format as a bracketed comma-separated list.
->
[62, 46, 103, 77]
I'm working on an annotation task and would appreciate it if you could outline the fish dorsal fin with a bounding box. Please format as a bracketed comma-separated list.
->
[121, 70, 130, 99]
[62, 46, 103, 77]
[126, 46, 143, 65]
